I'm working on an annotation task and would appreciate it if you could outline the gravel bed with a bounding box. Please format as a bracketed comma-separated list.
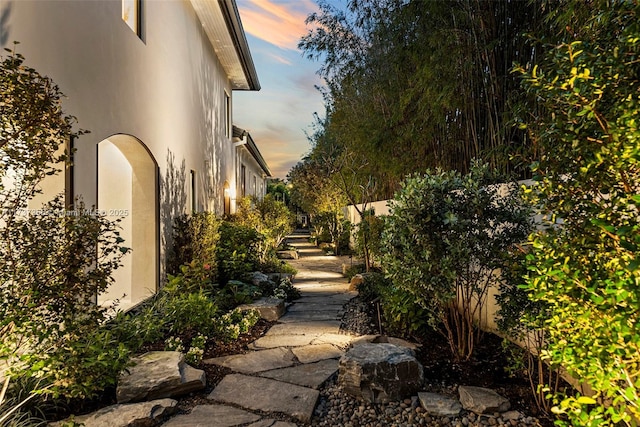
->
[311, 296, 549, 427]
[311, 377, 541, 427]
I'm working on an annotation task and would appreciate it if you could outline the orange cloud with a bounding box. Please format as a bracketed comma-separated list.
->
[238, 0, 318, 50]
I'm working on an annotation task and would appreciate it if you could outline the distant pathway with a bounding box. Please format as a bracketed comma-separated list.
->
[162, 230, 359, 426]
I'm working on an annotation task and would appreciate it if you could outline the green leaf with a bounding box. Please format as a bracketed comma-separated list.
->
[577, 396, 597, 405]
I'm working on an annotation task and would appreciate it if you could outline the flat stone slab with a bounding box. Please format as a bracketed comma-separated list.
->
[163, 404, 260, 427]
[204, 347, 295, 374]
[52, 398, 178, 427]
[259, 359, 339, 389]
[117, 351, 205, 403]
[459, 385, 511, 414]
[418, 392, 462, 416]
[208, 374, 319, 423]
[249, 334, 319, 349]
[292, 344, 344, 363]
[238, 297, 285, 321]
[312, 333, 356, 347]
[295, 294, 354, 304]
[278, 311, 342, 323]
[266, 321, 342, 336]
[286, 303, 345, 312]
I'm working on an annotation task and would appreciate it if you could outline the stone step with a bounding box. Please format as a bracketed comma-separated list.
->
[278, 311, 342, 323]
[291, 344, 344, 363]
[249, 333, 354, 350]
[208, 374, 319, 423]
[259, 359, 339, 389]
[266, 321, 342, 336]
[286, 303, 345, 312]
[204, 347, 296, 374]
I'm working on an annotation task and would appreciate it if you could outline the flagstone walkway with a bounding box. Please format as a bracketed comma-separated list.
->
[162, 230, 359, 426]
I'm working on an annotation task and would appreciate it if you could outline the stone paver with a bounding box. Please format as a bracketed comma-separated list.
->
[163, 404, 260, 427]
[158, 231, 354, 426]
[208, 374, 319, 423]
[249, 334, 321, 349]
[286, 303, 345, 312]
[259, 359, 339, 389]
[292, 343, 344, 363]
[266, 320, 342, 336]
[278, 311, 341, 323]
[204, 347, 295, 374]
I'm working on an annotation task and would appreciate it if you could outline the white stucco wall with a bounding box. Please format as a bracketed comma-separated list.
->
[2, 0, 241, 287]
[237, 147, 268, 200]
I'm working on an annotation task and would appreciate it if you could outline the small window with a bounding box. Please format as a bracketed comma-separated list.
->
[240, 164, 246, 197]
[123, 0, 141, 37]
[224, 92, 231, 138]
[190, 170, 197, 213]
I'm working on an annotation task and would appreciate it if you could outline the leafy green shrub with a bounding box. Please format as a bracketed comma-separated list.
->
[0, 196, 132, 399]
[218, 308, 260, 341]
[517, 2, 640, 423]
[355, 272, 428, 336]
[156, 290, 220, 337]
[343, 264, 366, 281]
[312, 211, 351, 255]
[354, 209, 385, 269]
[271, 277, 301, 302]
[496, 248, 560, 414]
[355, 272, 385, 302]
[257, 256, 298, 275]
[167, 212, 221, 279]
[234, 195, 295, 262]
[164, 261, 217, 294]
[216, 222, 262, 285]
[381, 161, 531, 360]
[164, 334, 207, 365]
[215, 280, 261, 310]
[1, 48, 132, 399]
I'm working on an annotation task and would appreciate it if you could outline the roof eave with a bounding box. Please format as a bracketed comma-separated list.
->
[190, 0, 260, 91]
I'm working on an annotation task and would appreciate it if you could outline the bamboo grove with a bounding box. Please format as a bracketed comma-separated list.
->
[292, 0, 588, 201]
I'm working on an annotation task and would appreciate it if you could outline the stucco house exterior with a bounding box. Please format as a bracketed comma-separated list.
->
[1, 0, 264, 309]
[232, 125, 272, 207]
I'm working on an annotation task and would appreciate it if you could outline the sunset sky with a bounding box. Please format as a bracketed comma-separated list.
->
[233, 0, 328, 180]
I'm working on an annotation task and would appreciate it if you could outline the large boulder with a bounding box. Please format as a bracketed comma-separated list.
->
[338, 343, 423, 403]
[117, 351, 206, 403]
[458, 386, 511, 414]
[248, 271, 274, 287]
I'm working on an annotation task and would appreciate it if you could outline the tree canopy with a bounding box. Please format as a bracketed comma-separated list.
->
[294, 0, 546, 201]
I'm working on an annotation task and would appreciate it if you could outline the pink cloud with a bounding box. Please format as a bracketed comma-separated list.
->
[238, 0, 318, 50]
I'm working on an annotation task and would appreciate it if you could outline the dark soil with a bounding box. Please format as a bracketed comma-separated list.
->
[340, 297, 558, 426]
